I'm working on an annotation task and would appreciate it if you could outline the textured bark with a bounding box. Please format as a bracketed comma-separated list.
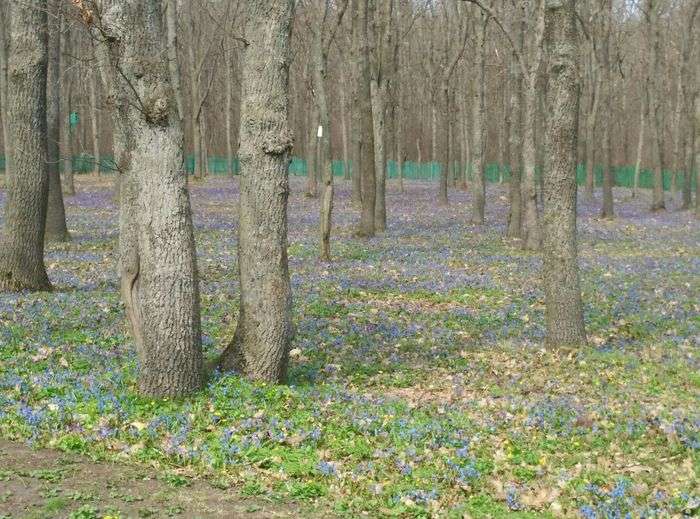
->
[371, 79, 387, 231]
[521, 76, 542, 250]
[218, 0, 293, 383]
[695, 92, 700, 219]
[339, 72, 350, 180]
[311, 25, 334, 260]
[648, 0, 665, 212]
[0, 0, 51, 292]
[542, 0, 586, 348]
[165, 0, 184, 125]
[632, 93, 647, 199]
[60, 28, 75, 197]
[506, 46, 523, 238]
[583, 63, 601, 200]
[87, 0, 203, 397]
[45, 0, 70, 244]
[356, 0, 376, 237]
[89, 64, 100, 176]
[600, 0, 614, 219]
[470, 14, 487, 225]
[0, 3, 9, 175]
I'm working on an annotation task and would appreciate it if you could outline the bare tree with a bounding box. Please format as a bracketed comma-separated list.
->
[0, 0, 51, 292]
[45, 0, 70, 243]
[218, 0, 294, 382]
[82, 0, 204, 397]
[542, 0, 586, 347]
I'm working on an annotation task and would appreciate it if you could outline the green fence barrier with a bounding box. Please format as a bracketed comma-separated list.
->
[0, 155, 696, 191]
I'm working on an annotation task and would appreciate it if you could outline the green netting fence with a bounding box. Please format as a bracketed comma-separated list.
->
[0, 155, 695, 191]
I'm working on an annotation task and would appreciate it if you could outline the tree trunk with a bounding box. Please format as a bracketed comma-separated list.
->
[632, 93, 647, 199]
[218, 0, 294, 383]
[648, 0, 665, 212]
[695, 92, 700, 219]
[61, 28, 75, 197]
[339, 73, 350, 180]
[542, 0, 586, 348]
[88, 0, 203, 397]
[600, 0, 614, 219]
[312, 28, 333, 260]
[165, 0, 184, 125]
[371, 79, 386, 230]
[45, 0, 70, 243]
[0, 0, 51, 292]
[356, 0, 376, 237]
[506, 41, 523, 238]
[521, 74, 541, 250]
[471, 15, 487, 224]
[583, 74, 600, 200]
[89, 64, 100, 176]
[0, 3, 9, 177]
[226, 48, 234, 175]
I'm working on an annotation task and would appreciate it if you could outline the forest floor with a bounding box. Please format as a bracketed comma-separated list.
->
[0, 176, 698, 518]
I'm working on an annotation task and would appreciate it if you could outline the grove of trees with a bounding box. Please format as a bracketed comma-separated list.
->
[0, 0, 698, 399]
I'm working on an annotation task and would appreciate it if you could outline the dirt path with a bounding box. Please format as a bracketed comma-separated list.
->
[0, 440, 322, 518]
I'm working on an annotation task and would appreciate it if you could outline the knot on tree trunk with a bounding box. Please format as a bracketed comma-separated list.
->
[262, 129, 293, 156]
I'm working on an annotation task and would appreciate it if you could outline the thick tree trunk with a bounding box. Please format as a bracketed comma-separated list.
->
[218, 0, 293, 382]
[542, 0, 586, 348]
[521, 76, 541, 250]
[0, 0, 51, 292]
[88, 0, 203, 397]
[45, 0, 70, 244]
[471, 16, 487, 224]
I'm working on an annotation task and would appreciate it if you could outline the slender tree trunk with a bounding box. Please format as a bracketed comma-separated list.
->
[695, 92, 700, 219]
[583, 75, 600, 200]
[684, 108, 695, 210]
[312, 28, 334, 260]
[600, 0, 614, 219]
[0, 3, 9, 177]
[61, 27, 75, 197]
[648, 0, 665, 212]
[87, 0, 203, 397]
[471, 15, 487, 224]
[356, 0, 376, 237]
[339, 71, 350, 180]
[226, 48, 234, 175]
[45, 0, 69, 243]
[521, 75, 541, 250]
[371, 79, 387, 230]
[506, 42, 523, 238]
[165, 0, 184, 125]
[219, 0, 294, 382]
[0, 0, 51, 292]
[633, 94, 647, 199]
[89, 64, 100, 176]
[542, 0, 586, 348]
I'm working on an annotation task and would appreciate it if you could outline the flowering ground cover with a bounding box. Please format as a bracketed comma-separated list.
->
[0, 177, 698, 518]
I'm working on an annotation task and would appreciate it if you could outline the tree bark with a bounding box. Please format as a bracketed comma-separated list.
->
[356, 0, 376, 237]
[165, 0, 184, 125]
[695, 92, 700, 219]
[600, 0, 614, 219]
[311, 23, 334, 260]
[61, 27, 75, 196]
[45, 0, 70, 243]
[542, 0, 586, 348]
[0, 0, 51, 292]
[521, 74, 542, 250]
[89, 62, 100, 176]
[648, 0, 665, 212]
[506, 45, 523, 238]
[87, 0, 203, 397]
[470, 14, 487, 224]
[632, 90, 647, 199]
[218, 0, 294, 383]
[371, 78, 387, 230]
[0, 3, 9, 176]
